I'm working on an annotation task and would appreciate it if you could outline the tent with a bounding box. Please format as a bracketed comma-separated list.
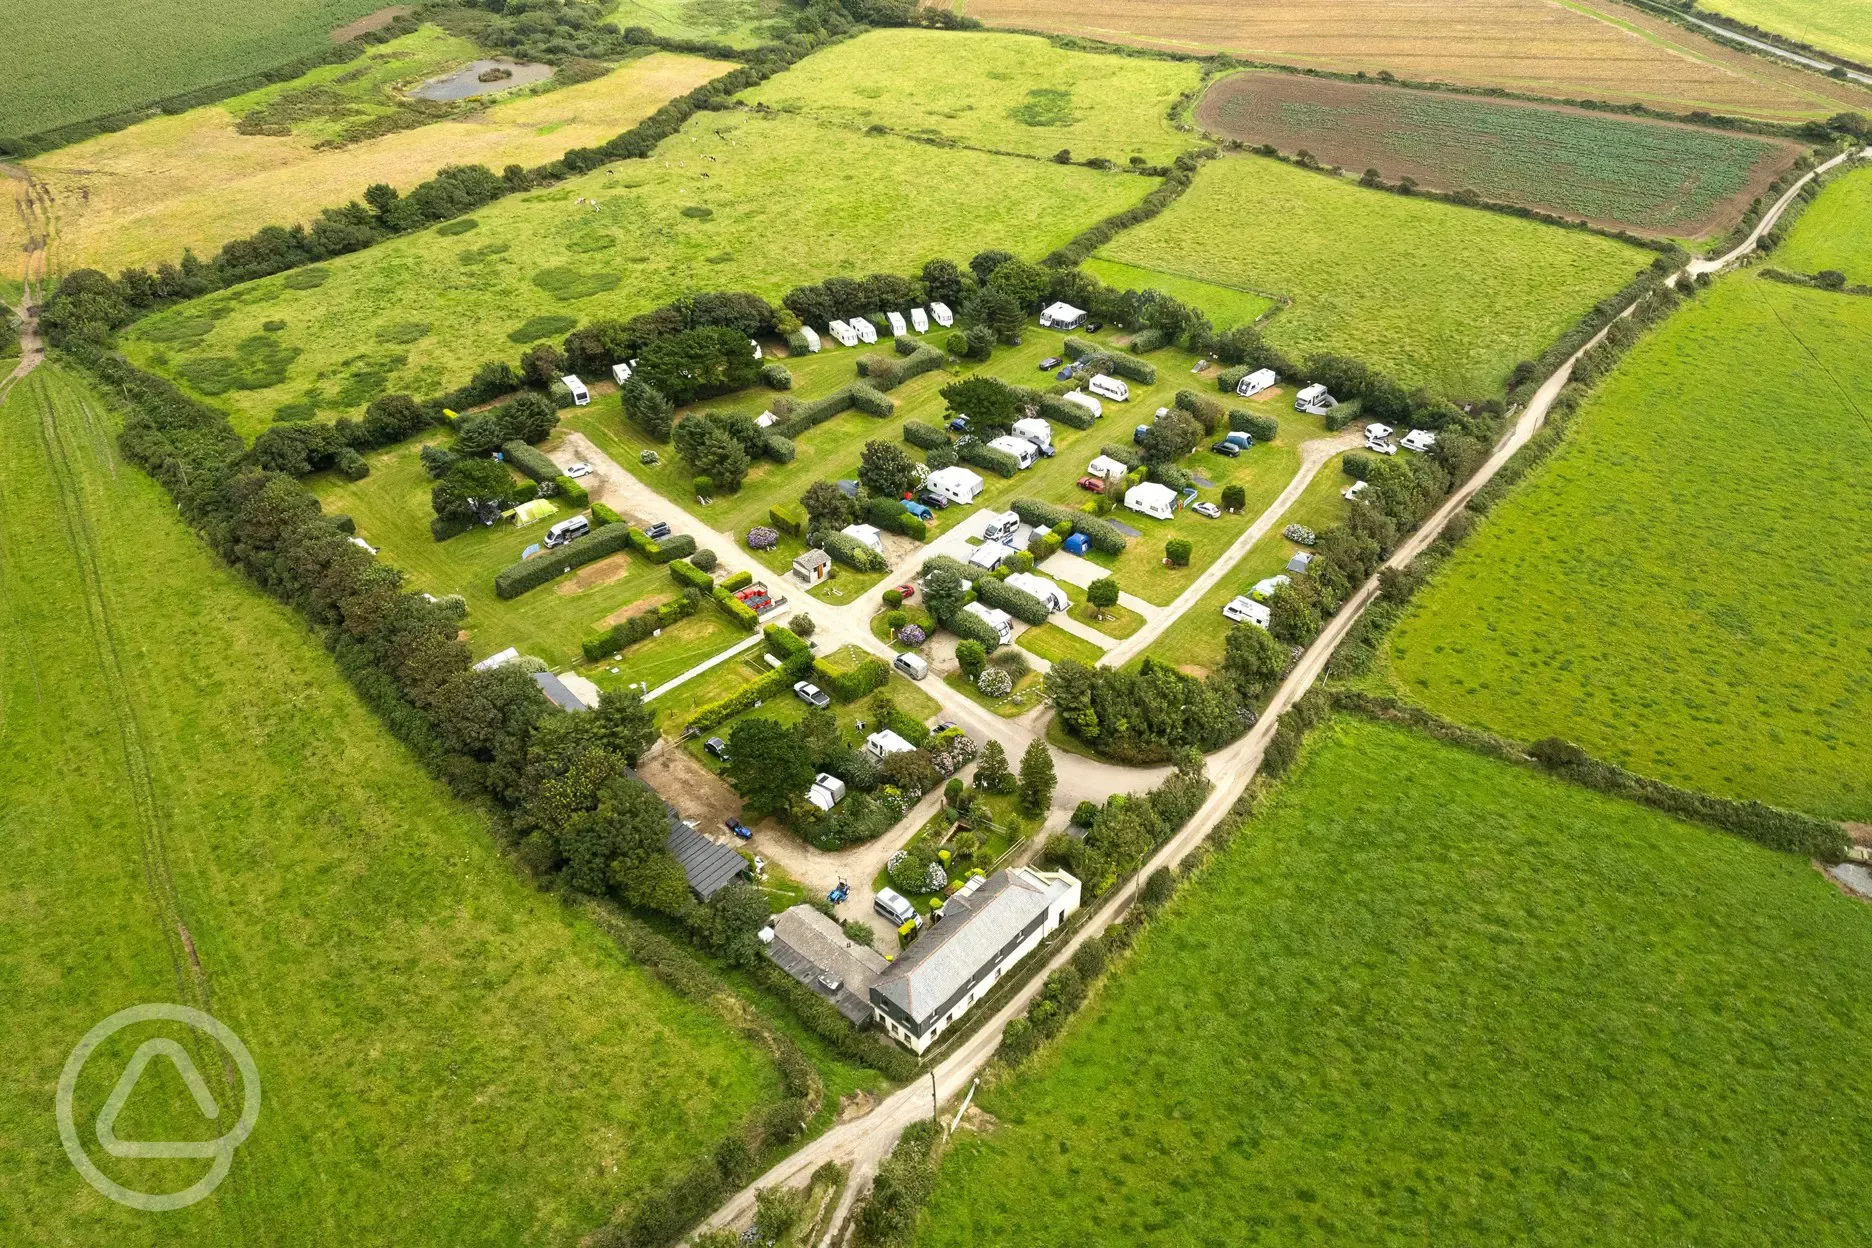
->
[511, 498, 556, 527]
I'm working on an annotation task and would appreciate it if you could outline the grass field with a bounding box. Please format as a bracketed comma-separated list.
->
[1772, 163, 1872, 284]
[1098, 154, 1651, 395]
[953, 0, 1872, 122]
[1080, 257, 1274, 328]
[0, 363, 786, 1244]
[126, 109, 1154, 436]
[918, 716, 1872, 1247]
[609, 0, 789, 48]
[2, 0, 391, 137]
[740, 29, 1200, 165]
[1016, 621, 1108, 665]
[1195, 71, 1798, 237]
[1377, 276, 1872, 821]
[1700, 0, 1872, 66]
[9, 42, 732, 276]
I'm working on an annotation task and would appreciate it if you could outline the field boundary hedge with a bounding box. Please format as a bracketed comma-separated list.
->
[493, 522, 632, 598]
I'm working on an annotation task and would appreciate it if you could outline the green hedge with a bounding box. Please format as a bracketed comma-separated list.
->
[710, 586, 760, 630]
[850, 382, 894, 417]
[1216, 364, 1251, 394]
[764, 433, 796, 464]
[1008, 497, 1128, 554]
[761, 361, 792, 390]
[903, 420, 950, 450]
[721, 569, 753, 593]
[858, 343, 945, 392]
[553, 475, 590, 507]
[1103, 349, 1155, 384]
[1174, 390, 1224, 433]
[582, 591, 699, 661]
[764, 623, 809, 660]
[769, 502, 807, 536]
[501, 440, 560, 482]
[1129, 327, 1170, 353]
[668, 558, 714, 591]
[867, 497, 927, 542]
[686, 650, 815, 733]
[973, 574, 1050, 625]
[1039, 393, 1096, 430]
[960, 440, 1020, 478]
[817, 530, 888, 572]
[494, 522, 632, 599]
[1098, 442, 1143, 471]
[812, 651, 890, 702]
[769, 388, 854, 439]
[946, 603, 1004, 653]
[627, 527, 696, 564]
[1229, 408, 1279, 441]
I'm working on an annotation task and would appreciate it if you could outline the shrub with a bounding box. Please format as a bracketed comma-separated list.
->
[787, 613, 814, 639]
[768, 503, 807, 537]
[501, 439, 560, 481]
[882, 589, 904, 609]
[669, 559, 714, 591]
[959, 440, 1020, 478]
[903, 420, 950, 451]
[721, 569, 752, 593]
[1008, 497, 1128, 554]
[977, 668, 1013, 698]
[1221, 483, 1246, 512]
[690, 548, 719, 572]
[1165, 537, 1192, 567]
[946, 604, 1004, 653]
[747, 526, 779, 550]
[1129, 327, 1169, 353]
[817, 531, 888, 572]
[850, 382, 894, 417]
[1038, 393, 1096, 430]
[896, 624, 925, 646]
[494, 522, 631, 598]
[625, 527, 696, 564]
[813, 649, 890, 702]
[955, 640, 986, 679]
[764, 434, 796, 464]
[1283, 523, 1317, 546]
[1174, 389, 1224, 434]
[1216, 364, 1250, 394]
[761, 361, 792, 390]
[1230, 409, 1279, 441]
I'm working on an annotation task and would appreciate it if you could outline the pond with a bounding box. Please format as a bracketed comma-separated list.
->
[409, 58, 553, 102]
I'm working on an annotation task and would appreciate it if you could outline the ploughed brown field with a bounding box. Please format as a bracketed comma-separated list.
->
[945, 0, 1872, 122]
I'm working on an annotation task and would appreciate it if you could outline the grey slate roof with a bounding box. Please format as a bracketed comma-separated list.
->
[664, 820, 746, 901]
[871, 868, 1074, 1029]
[533, 670, 587, 712]
[768, 906, 888, 1024]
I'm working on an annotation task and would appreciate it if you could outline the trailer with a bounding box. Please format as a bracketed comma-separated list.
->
[910, 307, 930, 333]
[1236, 368, 1278, 399]
[929, 302, 954, 328]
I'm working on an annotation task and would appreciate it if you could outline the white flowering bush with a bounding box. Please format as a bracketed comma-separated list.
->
[1283, 523, 1317, 546]
[977, 667, 1013, 698]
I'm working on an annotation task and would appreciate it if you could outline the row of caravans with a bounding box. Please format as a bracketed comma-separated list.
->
[814, 303, 954, 350]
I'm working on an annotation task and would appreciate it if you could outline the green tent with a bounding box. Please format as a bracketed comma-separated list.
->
[510, 498, 556, 527]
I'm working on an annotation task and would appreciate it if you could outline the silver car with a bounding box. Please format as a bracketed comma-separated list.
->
[1191, 501, 1221, 519]
[792, 681, 831, 709]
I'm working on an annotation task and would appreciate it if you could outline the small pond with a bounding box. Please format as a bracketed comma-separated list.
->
[409, 59, 553, 102]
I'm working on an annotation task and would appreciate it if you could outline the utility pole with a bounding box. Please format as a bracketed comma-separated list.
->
[929, 1071, 938, 1120]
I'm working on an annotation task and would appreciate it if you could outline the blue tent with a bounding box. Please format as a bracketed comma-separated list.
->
[1063, 533, 1091, 556]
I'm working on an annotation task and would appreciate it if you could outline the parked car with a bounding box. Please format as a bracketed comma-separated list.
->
[1038, 357, 1062, 370]
[1192, 501, 1222, 519]
[827, 880, 849, 905]
[892, 582, 916, 600]
[645, 520, 673, 540]
[564, 461, 593, 479]
[1210, 440, 1241, 458]
[1366, 439, 1398, 456]
[792, 681, 831, 709]
[1076, 476, 1108, 494]
[947, 416, 971, 433]
[724, 819, 753, 840]
[917, 489, 951, 510]
[704, 736, 729, 761]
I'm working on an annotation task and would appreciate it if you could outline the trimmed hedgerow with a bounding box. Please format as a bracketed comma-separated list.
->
[721, 569, 753, 593]
[582, 591, 699, 661]
[902, 420, 950, 451]
[687, 649, 816, 733]
[866, 497, 928, 542]
[812, 649, 890, 702]
[1008, 497, 1128, 554]
[973, 575, 1050, 626]
[761, 362, 792, 390]
[1230, 409, 1279, 441]
[816, 530, 888, 572]
[668, 559, 714, 591]
[769, 502, 807, 536]
[769, 387, 855, 439]
[858, 343, 946, 392]
[626, 527, 696, 564]
[764, 623, 810, 661]
[493, 522, 632, 599]
[947, 603, 1005, 653]
[960, 440, 1021, 479]
[1098, 443, 1142, 472]
[710, 585, 760, 630]
[501, 439, 561, 482]
[850, 382, 894, 417]
[764, 433, 796, 464]
[1039, 393, 1097, 430]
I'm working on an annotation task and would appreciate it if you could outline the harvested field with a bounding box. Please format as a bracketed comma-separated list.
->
[1196, 71, 1800, 237]
[5, 45, 732, 276]
[952, 0, 1872, 122]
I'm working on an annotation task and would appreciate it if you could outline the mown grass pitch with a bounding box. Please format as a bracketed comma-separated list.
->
[1378, 276, 1872, 821]
[740, 29, 1200, 165]
[1772, 163, 1872, 285]
[1700, 0, 1872, 67]
[919, 716, 1872, 1247]
[1099, 154, 1650, 395]
[0, 364, 784, 1243]
[1196, 71, 1798, 237]
[126, 109, 1154, 437]
[2, 0, 391, 137]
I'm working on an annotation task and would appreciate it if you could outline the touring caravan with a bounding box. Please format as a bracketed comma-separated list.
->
[1011, 418, 1055, 456]
[798, 325, 822, 353]
[924, 466, 985, 506]
[610, 361, 633, 385]
[886, 311, 908, 337]
[1086, 453, 1130, 481]
[1062, 390, 1103, 420]
[828, 319, 860, 347]
[963, 601, 1015, 645]
[910, 307, 930, 333]
[1124, 481, 1177, 521]
[1088, 374, 1130, 403]
[1039, 302, 1087, 330]
[988, 435, 1039, 470]
[929, 302, 954, 328]
[853, 317, 879, 345]
[1222, 596, 1272, 628]
[1005, 572, 1069, 613]
[1236, 368, 1278, 399]
[1294, 383, 1337, 414]
[970, 541, 1018, 572]
[561, 375, 591, 406]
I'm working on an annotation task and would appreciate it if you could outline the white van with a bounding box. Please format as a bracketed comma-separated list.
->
[893, 652, 929, 681]
[987, 435, 1039, 470]
[545, 515, 590, 548]
[560, 374, 590, 406]
[875, 888, 917, 927]
[980, 510, 1020, 543]
[1294, 383, 1336, 414]
[1088, 374, 1130, 402]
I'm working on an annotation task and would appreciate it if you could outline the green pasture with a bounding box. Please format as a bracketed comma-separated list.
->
[1080, 257, 1276, 328]
[740, 29, 1200, 165]
[1700, 0, 1872, 66]
[1199, 70, 1795, 235]
[1145, 448, 1352, 673]
[609, 0, 789, 48]
[1071, 598, 1144, 639]
[1773, 163, 1872, 284]
[0, 364, 784, 1245]
[1098, 154, 1652, 396]
[1379, 277, 1872, 820]
[3, 0, 390, 136]
[127, 109, 1155, 437]
[919, 716, 1872, 1247]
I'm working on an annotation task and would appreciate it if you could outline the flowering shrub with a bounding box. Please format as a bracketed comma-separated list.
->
[977, 668, 1013, 698]
[925, 731, 977, 777]
[896, 624, 926, 646]
[1283, 523, 1317, 546]
[887, 849, 949, 895]
[747, 526, 779, 550]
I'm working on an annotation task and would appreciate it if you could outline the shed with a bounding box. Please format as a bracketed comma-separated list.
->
[1286, 551, 1315, 575]
[1039, 302, 1087, 330]
[1005, 572, 1069, 613]
[532, 671, 591, 712]
[799, 325, 821, 353]
[910, 307, 930, 333]
[665, 819, 747, 901]
[1062, 390, 1102, 419]
[792, 548, 831, 584]
[766, 905, 889, 1024]
[886, 311, 908, 337]
[511, 498, 556, 527]
[1086, 454, 1129, 480]
[1236, 368, 1278, 399]
[929, 302, 954, 328]
[1124, 481, 1177, 521]
[828, 319, 859, 347]
[924, 465, 985, 506]
[841, 523, 886, 556]
[865, 729, 916, 760]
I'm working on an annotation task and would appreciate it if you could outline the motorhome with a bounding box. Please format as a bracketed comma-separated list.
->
[1011, 417, 1055, 456]
[560, 374, 590, 406]
[988, 435, 1039, 470]
[1236, 368, 1278, 399]
[980, 510, 1020, 543]
[1088, 373, 1130, 402]
[1294, 383, 1337, 414]
[963, 601, 1015, 644]
[544, 515, 591, 547]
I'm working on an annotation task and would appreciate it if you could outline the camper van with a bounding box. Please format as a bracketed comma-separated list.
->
[1236, 368, 1279, 399]
[910, 307, 930, 334]
[963, 601, 1015, 645]
[1062, 390, 1103, 419]
[560, 375, 591, 406]
[875, 888, 917, 927]
[1294, 383, 1337, 414]
[1011, 417, 1055, 456]
[893, 652, 929, 681]
[544, 515, 591, 548]
[988, 435, 1039, 470]
[980, 510, 1021, 543]
[1088, 374, 1130, 403]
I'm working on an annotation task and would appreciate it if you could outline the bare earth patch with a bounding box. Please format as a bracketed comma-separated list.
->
[555, 552, 636, 594]
[597, 589, 674, 625]
[330, 6, 413, 42]
[638, 744, 745, 830]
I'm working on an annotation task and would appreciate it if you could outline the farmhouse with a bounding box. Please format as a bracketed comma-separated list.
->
[1086, 453, 1129, 480]
[666, 818, 748, 902]
[1124, 481, 1177, 521]
[924, 465, 985, 506]
[1005, 572, 1069, 613]
[798, 325, 821, 352]
[930, 302, 954, 328]
[987, 435, 1039, 470]
[792, 548, 831, 585]
[763, 905, 888, 1025]
[887, 311, 908, 337]
[1236, 368, 1279, 399]
[870, 867, 1081, 1053]
[841, 523, 887, 556]
[1062, 390, 1102, 419]
[910, 307, 930, 333]
[865, 729, 916, 760]
[828, 319, 859, 347]
[1039, 301, 1087, 330]
[963, 601, 1014, 644]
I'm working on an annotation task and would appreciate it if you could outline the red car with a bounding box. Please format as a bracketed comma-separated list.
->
[1076, 476, 1107, 494]
[892, 583, 916, 601]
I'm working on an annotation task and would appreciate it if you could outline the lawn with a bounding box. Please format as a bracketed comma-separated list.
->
[1145, 447, 1352, 674]
[1069, 598, 1144, 639]
[1017, 622, 1109, 666]
[957, 0, 1872, 122]
[1701, 0, 1872, 66]
[125, 108, 1156, 436]
[314, 436, 738, 670]
[7, 40, 733, 275]
[2, 0, 390, 137]
[1194, 70, 1798, 237]
[1772, 163, 1872, 285]
[1378, 276, 1872, 821]
[1098, 154, 1652, 396]
[683, 665, 943, 771]
[609, 0, 790, 48]
[918, 716, 1872, 1247]
[1080, 257, 1275, 328]
[739, 29, 1200, 165]
[944, 667, 1046, 717]
[0, 364, 784, 1245]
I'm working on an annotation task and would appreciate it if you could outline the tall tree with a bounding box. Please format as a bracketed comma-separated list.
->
[858, 440, 917, 500]
[727, 717, 815, 814]
[1017, 739, 1056, 816]
[974, 739, 1013, 793]
[1085, 577, 1120, 620]
[592, 687, 657, 765]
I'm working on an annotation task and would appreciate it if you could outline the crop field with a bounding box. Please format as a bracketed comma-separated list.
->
[918, 716, 1872, 1247]
[1195, 71, 1798, 237]
[1772, 164, 1872, 284]
[1100, 154, 1650, 395]
[1700, 0, 1872, 67]
[951, 0, 1872, 122]
[4, 0, 391, 138]
[124, 109, 1153, 437]
[0, 364, 787, 1245]
[740, 29, 1200, 165]
[8, 44, 733, 277]
[1377, 277, 1872, 821]
[610, 0, 789, 49]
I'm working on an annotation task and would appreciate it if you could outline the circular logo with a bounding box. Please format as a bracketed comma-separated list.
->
[57, 1004, 261, 1211]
